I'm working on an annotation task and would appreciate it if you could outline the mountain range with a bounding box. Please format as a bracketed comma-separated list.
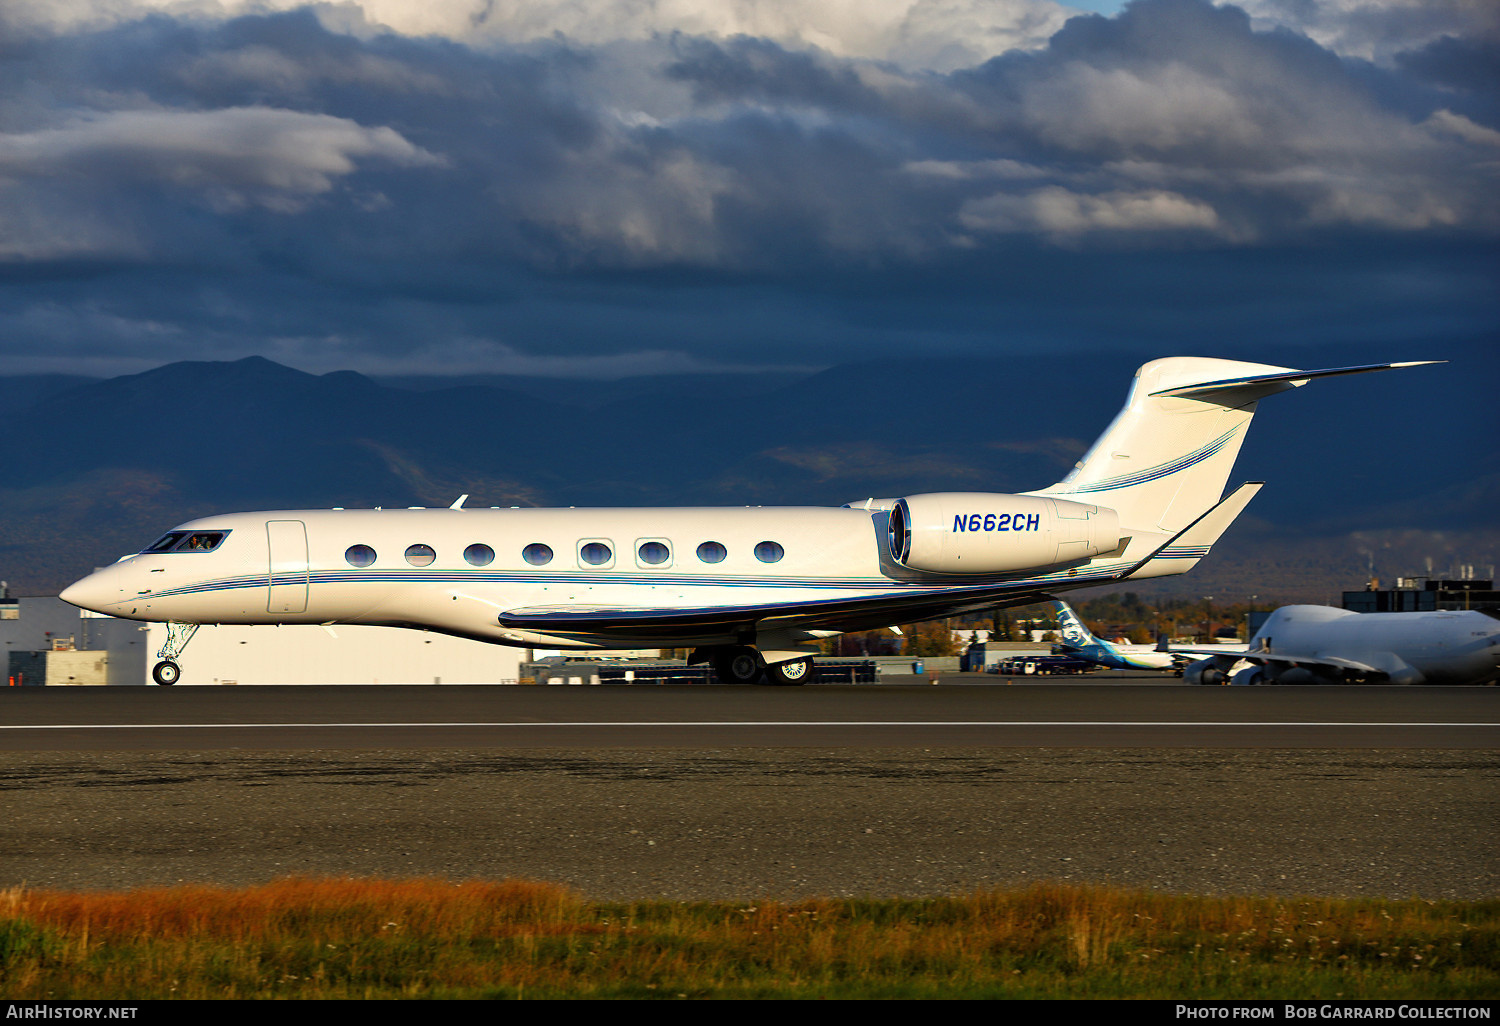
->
[2, 342, 1493, 600]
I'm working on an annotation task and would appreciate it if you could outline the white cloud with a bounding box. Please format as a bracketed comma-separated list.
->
[1020, 62, 1263, 155]
[1229, 0, 1500, 63]
[960, 186, 1223, 236]
[902, 158, 1052, 181]
[514, 139, 739, 263]
[4, 0, 1078, 71]
[0, 107, 443, 210]
[1424, 109, 1500, 148]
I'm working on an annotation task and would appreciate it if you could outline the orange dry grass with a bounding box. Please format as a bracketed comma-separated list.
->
[1, 879, 1491, 999]
[0, 877, 587, 943]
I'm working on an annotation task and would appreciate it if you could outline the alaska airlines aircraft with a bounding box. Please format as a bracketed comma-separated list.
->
[1051, 601, 1180, 672]
[60, 357, 1436, 685]
[1172, 605, 1500, 685]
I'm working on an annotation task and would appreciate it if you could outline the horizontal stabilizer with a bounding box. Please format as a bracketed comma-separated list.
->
[1037, 357, 1439, 536]
[1150, 361, 1442, 400]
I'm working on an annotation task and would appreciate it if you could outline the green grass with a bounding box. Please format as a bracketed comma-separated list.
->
[2, 878, 1495, 999]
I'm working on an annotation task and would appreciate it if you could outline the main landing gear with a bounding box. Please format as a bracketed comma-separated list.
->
[152, 622, 199, 686]
[702, 646, 814, 686]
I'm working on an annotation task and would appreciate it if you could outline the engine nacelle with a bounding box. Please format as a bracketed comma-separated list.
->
[1183, 658, 1229, 686]
[888, 492, 1120, 574]
[1230, 666, 1266, 686]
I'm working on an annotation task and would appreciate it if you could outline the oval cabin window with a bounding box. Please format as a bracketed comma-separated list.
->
[637, 541, 670, 566]
[464, 543, 495, 567]
[405, 544, 436, 567]
[345, 544, 377, 568]
[696, 541, 727, 564]
[580, 542, 612, 566]
[522, 543, 553, 566]
[754, 541, 784, 563]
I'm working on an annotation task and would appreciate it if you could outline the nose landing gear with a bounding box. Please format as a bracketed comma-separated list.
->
[152, 622, 199, 686]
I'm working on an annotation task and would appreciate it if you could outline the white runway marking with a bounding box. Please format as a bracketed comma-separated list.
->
[4, 721, 1496, 729]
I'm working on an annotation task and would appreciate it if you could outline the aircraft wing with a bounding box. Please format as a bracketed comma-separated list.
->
[497, 582, 1058, 642]
[1163, 644, 1384, 675]
[1159, 644, 1249, 659]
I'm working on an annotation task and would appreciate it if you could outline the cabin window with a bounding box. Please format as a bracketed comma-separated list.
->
[637, 540, 671, 566]
[345, 544, 377, 568]
[405, 543, 436, 567]
[522, 543, 553, 566]
[579, 541, 613, 567]
[464, 543, 495, 567]
[696, 541, 727, 564]
[754, 541, 784, 563]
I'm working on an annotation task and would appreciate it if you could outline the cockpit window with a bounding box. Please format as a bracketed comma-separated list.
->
[143, 531, 229, 554]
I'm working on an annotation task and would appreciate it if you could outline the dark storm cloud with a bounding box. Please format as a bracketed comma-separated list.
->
[0, 0, 1494, 377]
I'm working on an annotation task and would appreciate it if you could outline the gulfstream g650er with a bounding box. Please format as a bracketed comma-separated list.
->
[61, 357, 1435, 685]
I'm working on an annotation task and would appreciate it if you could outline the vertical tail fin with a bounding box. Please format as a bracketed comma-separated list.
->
[1052, 601, 1100, 650]
[1030, 358, 1438, 534]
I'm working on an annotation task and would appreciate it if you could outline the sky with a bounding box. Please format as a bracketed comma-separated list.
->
[0, 0, 1495, 379]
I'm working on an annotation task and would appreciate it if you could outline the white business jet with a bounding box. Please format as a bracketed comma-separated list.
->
[1171, 605, 1500, 685]
[1050, 601, 1181, 672]
[60, 357, 1436, 685]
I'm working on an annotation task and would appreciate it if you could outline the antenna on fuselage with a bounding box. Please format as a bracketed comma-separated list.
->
[450, 494, 469, 510]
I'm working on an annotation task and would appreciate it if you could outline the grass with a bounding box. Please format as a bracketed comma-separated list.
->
[1, 878, 1495, 999]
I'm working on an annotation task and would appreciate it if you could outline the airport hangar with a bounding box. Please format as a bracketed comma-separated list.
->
[3, 591, 522, 687]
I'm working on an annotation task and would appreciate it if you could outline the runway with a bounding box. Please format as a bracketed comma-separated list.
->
[3, 680, 1497, 750]
[3, 682, 1495, 901]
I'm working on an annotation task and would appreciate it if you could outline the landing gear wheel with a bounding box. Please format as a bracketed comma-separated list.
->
[713, 647, 763, 686]
[765, 658, 813, 686]
[152, 661, 181, 686]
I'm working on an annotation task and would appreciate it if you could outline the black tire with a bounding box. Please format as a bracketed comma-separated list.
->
[713, 647, 763, 685]
[152, 661, 180, 686]
[764, 658, 813, 686]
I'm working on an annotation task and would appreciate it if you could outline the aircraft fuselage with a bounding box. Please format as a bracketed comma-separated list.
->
[65, 505, 983, 649]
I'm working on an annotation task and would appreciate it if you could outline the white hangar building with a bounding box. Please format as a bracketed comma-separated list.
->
[143, 622, 523, 685]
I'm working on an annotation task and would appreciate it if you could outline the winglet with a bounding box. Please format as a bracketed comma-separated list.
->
[1150, 361, 1443, 400]
[449, 494, 469, 510]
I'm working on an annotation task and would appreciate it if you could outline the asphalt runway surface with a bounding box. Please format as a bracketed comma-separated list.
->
[3, 680, 1497, 901]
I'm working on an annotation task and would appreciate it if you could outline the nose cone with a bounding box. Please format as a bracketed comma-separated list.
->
[60, 572, 117, 615]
